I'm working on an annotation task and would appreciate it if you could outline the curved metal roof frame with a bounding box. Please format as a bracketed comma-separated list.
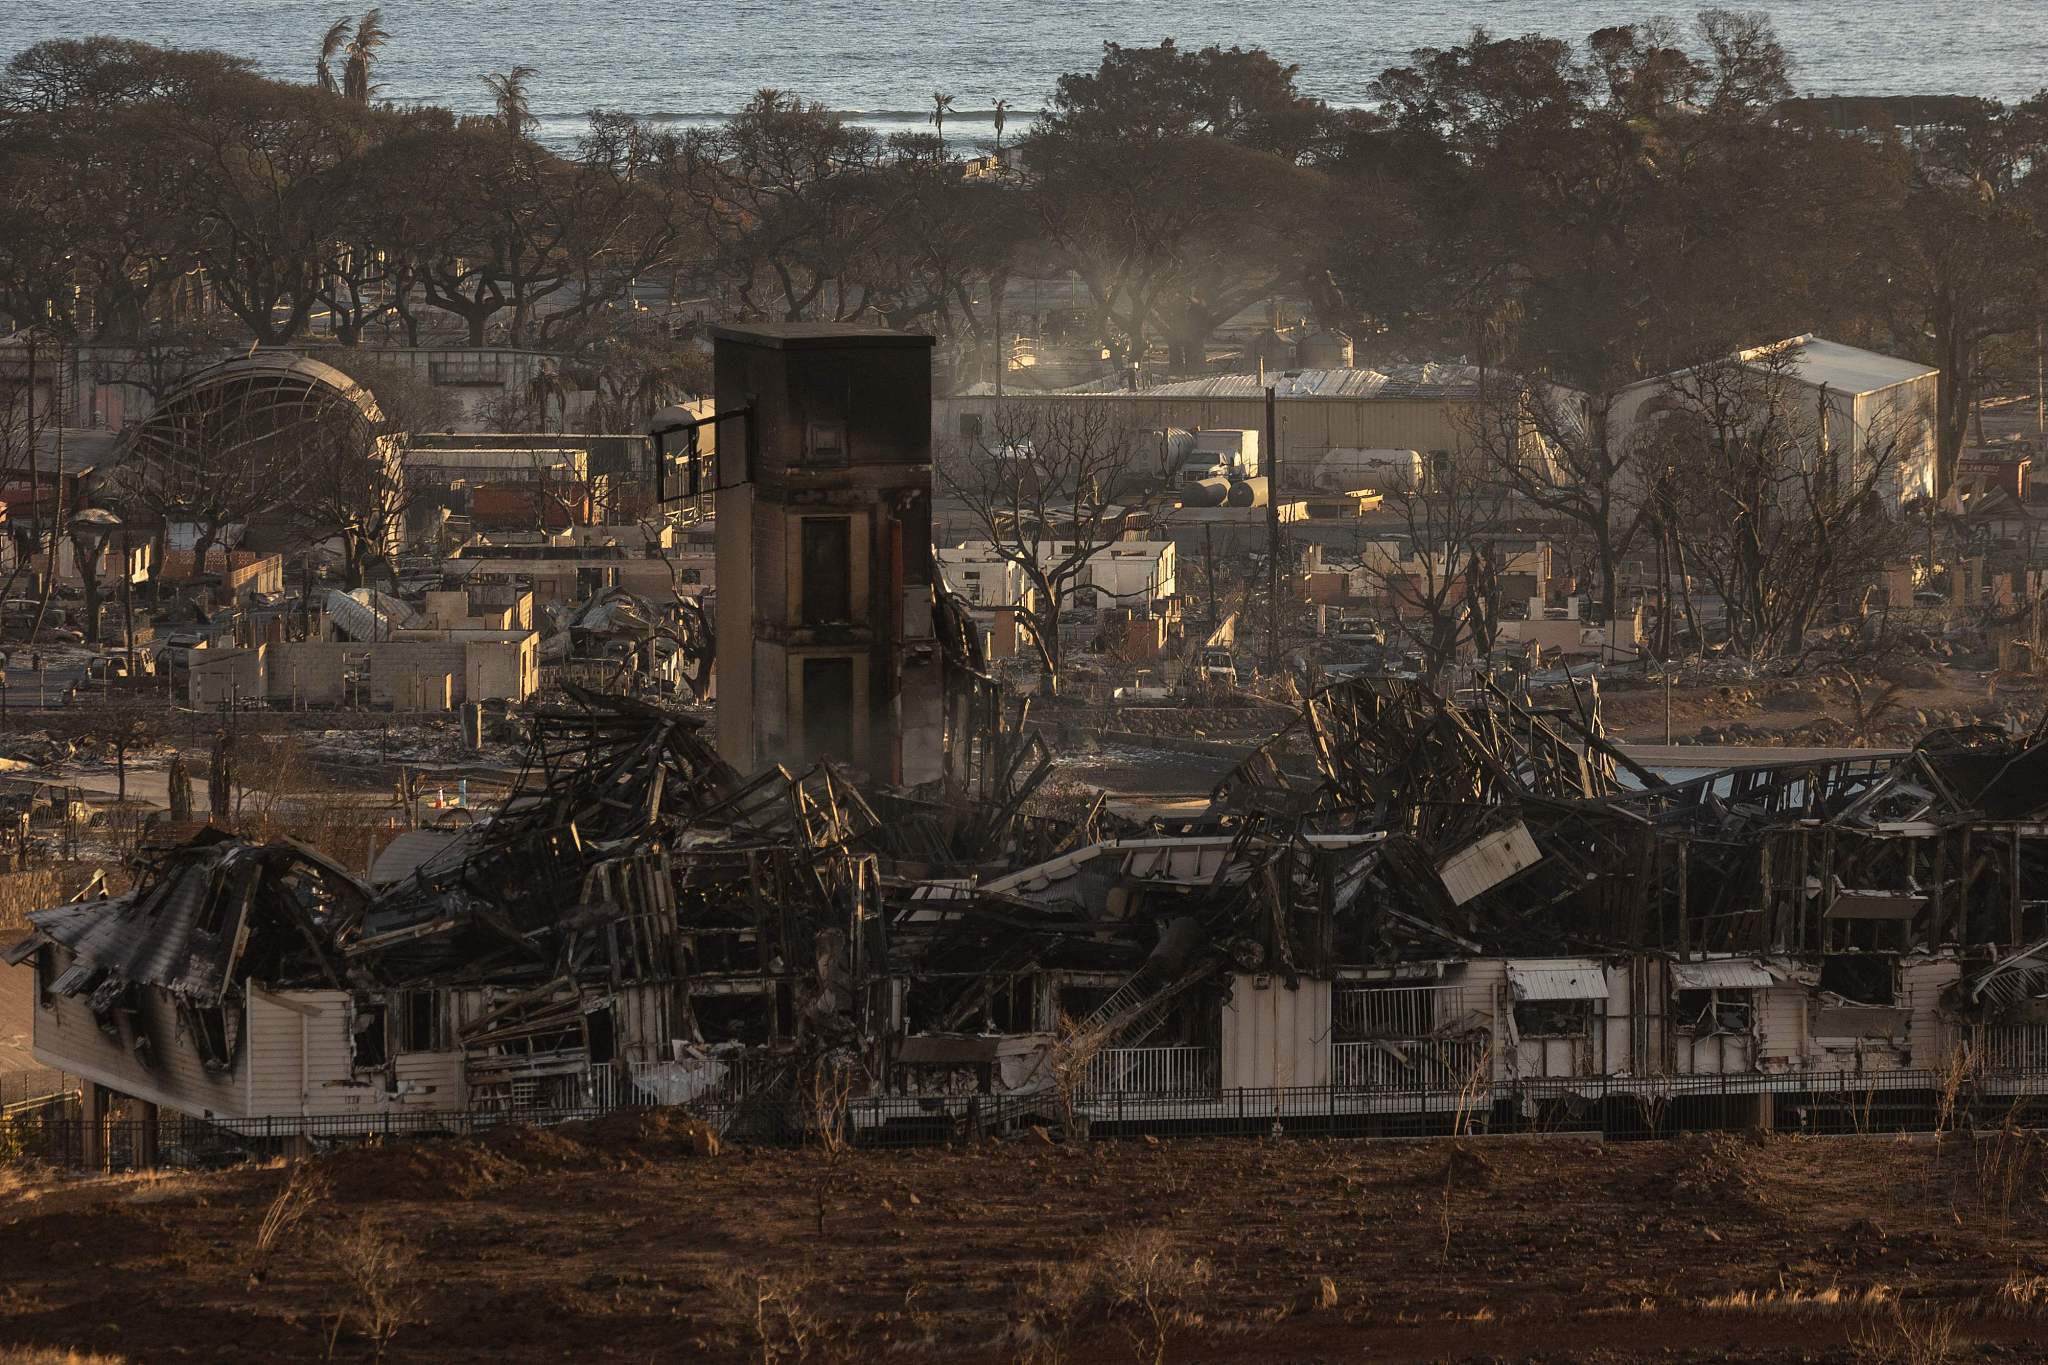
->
[121, 354, 387, 506]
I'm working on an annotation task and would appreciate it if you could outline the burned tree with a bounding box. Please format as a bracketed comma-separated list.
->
[1650, 348, 1921, 661]
[939, 401, 1154, 696]
[1465, 379, 1644, 628]
[1346, 468, 1513, 689]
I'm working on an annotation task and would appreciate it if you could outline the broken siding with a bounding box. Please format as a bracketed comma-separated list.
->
[1450, 959, 1512, 1085]
[1438, 823, 1541, 906]
[1600, 962, 1633, 1076]
[246, 989, 465, 1119]
[1903, 957, 1961, 1068]
[31, 946, 247, 1117]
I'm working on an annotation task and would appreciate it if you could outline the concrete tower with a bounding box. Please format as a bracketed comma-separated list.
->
[711, 323, 943, 784]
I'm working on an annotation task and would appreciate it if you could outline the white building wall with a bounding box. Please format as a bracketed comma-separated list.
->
[245, 987, 464, 1119]
[1903, 957, 1962, 1069]
[1221, 973, 1331, 1089]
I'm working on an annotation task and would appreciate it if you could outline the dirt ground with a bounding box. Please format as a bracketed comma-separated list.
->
[1591, 664, 2048, 749]
[6, 1125, 2048, 1363]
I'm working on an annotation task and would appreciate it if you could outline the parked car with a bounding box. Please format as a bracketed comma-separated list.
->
[1113, 670, 1173, 702]
[152, 631, 208, 671]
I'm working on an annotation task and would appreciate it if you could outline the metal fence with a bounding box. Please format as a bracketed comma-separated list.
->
[11, 1066, 2047, 1172]
[0, 1070, 80, 1118]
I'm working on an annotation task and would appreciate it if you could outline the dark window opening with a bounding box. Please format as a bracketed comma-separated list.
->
[351, 999, 389, 1068]
[802, 656, 855, 764]
[397, 991, 440, 1052]
[1675, 988, 1754, 1034]
[800, 518, 852, 624]
[184, 1001, 238, 1074]
[35, 943, 54, 1008]
[683, 926, 758, 975]
[692, 994, 777, 1045]
[1513, 999, 1592, 1037]
[805, 420, 848, 466]
[584, 1005, 617, 1064]
[1819, 954, 1896, 1006]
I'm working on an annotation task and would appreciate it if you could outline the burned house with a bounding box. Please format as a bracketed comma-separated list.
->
[15, 668, 2048, 1138]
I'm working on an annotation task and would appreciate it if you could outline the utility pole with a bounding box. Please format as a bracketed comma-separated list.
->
[122, 548, 135, 682]
[1264, 384, 1282, 675]
[1204, 522, 1218, 634]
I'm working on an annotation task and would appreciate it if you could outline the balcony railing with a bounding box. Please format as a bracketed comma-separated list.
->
[1332, 1037, 1490, 1093]
[1081, 1045, 1219, 1097]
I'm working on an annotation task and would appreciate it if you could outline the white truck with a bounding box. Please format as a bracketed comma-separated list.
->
[1181, 429, 1260, 484]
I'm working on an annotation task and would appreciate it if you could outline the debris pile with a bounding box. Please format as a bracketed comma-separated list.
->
[15, 671, 2048, 1132]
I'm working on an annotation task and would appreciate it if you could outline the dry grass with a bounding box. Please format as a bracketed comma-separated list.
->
[0, 1351, 128, 1364]
[1093, 1227, 1212, 1365]
[0, 867, 86, 933]
[1985, 1271, 2048, 1317]
[1009, 1228, 1212, 1365]
[254, 1162, 327, 1256]
[1013, 1259, 1099, 1365]
[1852, 1300, 1958, 1364]
[1696, 1284, 1897, 1316]
[712, 1269, 824, 1365]
[324, 1216, 420, 1363]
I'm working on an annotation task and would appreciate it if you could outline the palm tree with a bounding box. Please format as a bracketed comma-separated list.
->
[342, 8, 387, 103]
[991, 98, 1009, 154]
[316, 17, 352, 95]
[929, 90, 955, 150]
[484, 66, 539, 137]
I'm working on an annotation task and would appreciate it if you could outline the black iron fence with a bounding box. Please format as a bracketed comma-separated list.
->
[8, 1067, 2040, 1173]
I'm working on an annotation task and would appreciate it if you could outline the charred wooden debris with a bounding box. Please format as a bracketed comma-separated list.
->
[15, 676, 2048, 1128]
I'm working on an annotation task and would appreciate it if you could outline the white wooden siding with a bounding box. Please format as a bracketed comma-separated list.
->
[30, 949, 247, 1117]
[1221, 974, 1330, 1089]
[1902, 957, 1962, 1069]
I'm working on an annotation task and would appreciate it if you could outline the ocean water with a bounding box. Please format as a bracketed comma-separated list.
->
[8, 0, 2043, 146]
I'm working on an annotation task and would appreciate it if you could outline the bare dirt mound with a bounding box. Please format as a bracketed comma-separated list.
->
[555, 1107, 723, 1158]
[320, 1138, 520, 1202]
[1644, 1132, 1774, 1212]
[320, 1110, 724, 1200]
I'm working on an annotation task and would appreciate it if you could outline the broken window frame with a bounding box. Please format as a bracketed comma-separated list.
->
[1512, 998, 1594, 1039]
[350, 996, 390, 1070]
[1673, 987, 1755, 1036]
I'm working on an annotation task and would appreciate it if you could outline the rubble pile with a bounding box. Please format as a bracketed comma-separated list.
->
[15, 672, 2048, 1137]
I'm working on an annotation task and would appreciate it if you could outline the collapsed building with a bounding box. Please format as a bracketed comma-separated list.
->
[13, 323, 2048, 1142]
[17, 673, 2048, 1137]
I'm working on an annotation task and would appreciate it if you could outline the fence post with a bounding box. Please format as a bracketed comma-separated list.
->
[80, 1084, 106, 1175]
[137, 1101, 159, 1172]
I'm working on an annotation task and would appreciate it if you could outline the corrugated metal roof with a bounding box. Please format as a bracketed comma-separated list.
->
[1125, 364, 1488, 402]
[369, 829, 477, 887]
[1507, 959, 1610, 1001]
[324, 588, 421, 643]
[1671, 959, 1777, 991]
[1738, 335, 1935, 395]
[955, 363, 1490, 403]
